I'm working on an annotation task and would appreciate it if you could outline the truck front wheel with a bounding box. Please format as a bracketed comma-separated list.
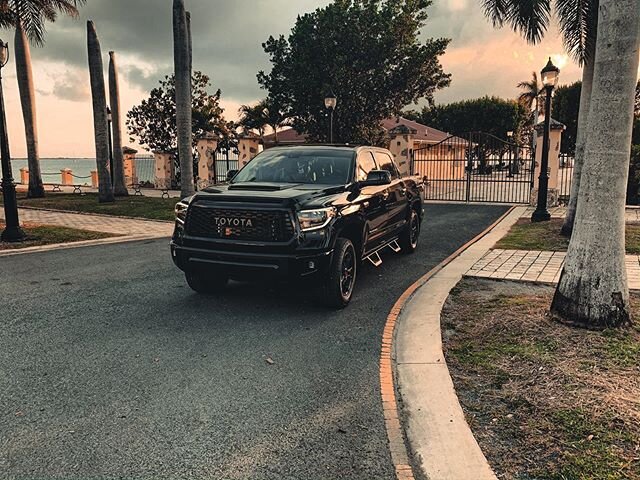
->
[321, 238, 357, 308]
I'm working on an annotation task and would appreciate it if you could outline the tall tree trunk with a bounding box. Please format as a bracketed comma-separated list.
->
[14, 23, 44, 198]
[108, 51, 128, 197]
[87, 21, 114, 203]
[551, 0, 640, 328]
[173, 0, 194, 198]
[560, 47, 596, 237]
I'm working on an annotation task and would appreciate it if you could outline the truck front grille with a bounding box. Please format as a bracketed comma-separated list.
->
[186, 205, 295, 242]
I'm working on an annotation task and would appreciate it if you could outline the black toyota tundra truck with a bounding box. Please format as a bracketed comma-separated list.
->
[170, 145, 424, 307]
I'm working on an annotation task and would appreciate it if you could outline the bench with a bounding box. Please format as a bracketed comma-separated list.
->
[43, 183, 62, 192]
[130, 184, 170, 199]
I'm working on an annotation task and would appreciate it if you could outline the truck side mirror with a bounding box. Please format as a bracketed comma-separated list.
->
[360, 170, 392, 187]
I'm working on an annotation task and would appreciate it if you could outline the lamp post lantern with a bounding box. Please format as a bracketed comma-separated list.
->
[324, 91, 337, 144]
[531, 57, 559, 223]
[0, 40, 25, 242]
[107, 106, 114, 185]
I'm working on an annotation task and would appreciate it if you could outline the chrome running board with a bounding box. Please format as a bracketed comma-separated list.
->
[364, 237, 401, 267]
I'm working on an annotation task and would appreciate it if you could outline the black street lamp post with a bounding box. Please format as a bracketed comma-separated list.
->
[324, 91, 337, 143]
[531, 57, 560, 223]
[0, 40, 25, 242]
[107, 106, 114, 184]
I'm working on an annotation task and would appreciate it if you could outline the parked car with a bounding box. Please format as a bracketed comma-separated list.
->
[170, 145, 425, 307]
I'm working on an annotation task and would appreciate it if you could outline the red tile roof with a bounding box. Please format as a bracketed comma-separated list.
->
[262, 116, 458, 146]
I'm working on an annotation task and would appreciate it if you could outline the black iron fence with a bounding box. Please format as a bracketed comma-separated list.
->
[212, 141, 240, 184]
[412, 132, 536, 204]
[558, 153, 574, 204]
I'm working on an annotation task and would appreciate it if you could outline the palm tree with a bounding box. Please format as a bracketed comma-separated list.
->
[86, 20, 114, 203]
[238, 103, 268, 139]
[238, 98, 290, 143]
[0, 0, 86, 198]
[173, 0, 194, 198]
[551, 0, 639, 328]
[108, 51, 128, 197]
[480, 0, 600, 237]
[517, 71, 542, 118]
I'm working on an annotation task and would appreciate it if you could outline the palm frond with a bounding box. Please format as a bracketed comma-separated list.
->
[481, 0, 509, 27]
[555, 0, 598, 64]
[505, 0, 552, 44]
[7, 0, 84, 45]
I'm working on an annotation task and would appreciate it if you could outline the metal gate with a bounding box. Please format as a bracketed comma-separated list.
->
[213, 138, 240, 184]
[411, 132, 536, 204]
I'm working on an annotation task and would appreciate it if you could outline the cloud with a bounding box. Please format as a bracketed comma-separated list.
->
[51, 70, 90, 102]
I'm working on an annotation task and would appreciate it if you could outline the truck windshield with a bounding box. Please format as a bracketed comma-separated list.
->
[231, 148, 354, 185]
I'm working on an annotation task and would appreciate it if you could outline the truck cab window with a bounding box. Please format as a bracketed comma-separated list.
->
[356, 151, 378, 182]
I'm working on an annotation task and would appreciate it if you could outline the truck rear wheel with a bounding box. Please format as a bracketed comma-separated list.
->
[321, 238, 357, 308]
[185, 271, 228, 294]
[399, 209, 420, 254]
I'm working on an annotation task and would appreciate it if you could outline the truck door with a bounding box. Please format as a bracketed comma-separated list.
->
[374, 151, 408, 236]
[355, 150, 388, 251]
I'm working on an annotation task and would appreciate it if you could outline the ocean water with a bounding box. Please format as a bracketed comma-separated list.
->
[11, 158, 156, 185]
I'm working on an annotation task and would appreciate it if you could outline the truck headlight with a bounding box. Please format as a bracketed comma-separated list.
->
[175, 201, 189, 224]
[297, 207, 336, 232]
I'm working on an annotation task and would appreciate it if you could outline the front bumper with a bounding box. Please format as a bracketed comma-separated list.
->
[170, 241, 333, 280]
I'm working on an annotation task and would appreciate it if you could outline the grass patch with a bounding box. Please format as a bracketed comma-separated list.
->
[0, 223, 117, 250]
[2, 192, 177, 221]
[442, 279, 640, 480]
[495, 218, 640, 254]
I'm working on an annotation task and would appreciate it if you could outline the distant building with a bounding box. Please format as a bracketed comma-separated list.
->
[261, 116, 458, 149]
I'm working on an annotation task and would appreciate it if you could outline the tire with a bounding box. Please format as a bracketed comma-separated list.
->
[185, 271, 228, 294]
[321, 238, 358, 308]
[399, 209, 420, 254]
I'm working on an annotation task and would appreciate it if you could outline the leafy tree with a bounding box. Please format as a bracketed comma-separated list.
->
[0, 0, 86, 198]
[257, 0, 450, 146]
[127, 71, 227, 158]
[407, 96, 528, 142]
[552, 82, 581, 154]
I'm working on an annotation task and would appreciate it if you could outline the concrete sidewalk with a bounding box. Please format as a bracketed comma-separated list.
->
[1, 208, 173, 237]
[394, 206, 527, 480]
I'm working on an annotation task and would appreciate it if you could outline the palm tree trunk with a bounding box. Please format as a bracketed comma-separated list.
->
[14, 23, 44, 198]
[173, 0, 194, 198]
[86, 20, 114, 203]
[108, 51, 128, 197]
[560, 48, 596, 237]
[551, 0, 640, 328]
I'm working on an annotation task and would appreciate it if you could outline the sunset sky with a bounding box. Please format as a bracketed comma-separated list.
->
[0, 0, 584, 158]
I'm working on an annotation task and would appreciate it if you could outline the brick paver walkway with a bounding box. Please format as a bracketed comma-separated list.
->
[466, 248, 640, 290]
[1, 208, 173, 237]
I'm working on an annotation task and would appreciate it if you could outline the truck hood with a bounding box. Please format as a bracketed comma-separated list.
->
[196, 182, 346, 208]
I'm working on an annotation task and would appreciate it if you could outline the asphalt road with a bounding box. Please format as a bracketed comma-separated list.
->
[0, 203, 509, 480]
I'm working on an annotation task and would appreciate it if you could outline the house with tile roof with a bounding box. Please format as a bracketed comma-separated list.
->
[261, 116, 468, 177]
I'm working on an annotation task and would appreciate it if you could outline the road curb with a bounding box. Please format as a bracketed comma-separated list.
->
[0, 234, 168, 257]
[15, 205, 174, 224]
[381, 205, 524, 480]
